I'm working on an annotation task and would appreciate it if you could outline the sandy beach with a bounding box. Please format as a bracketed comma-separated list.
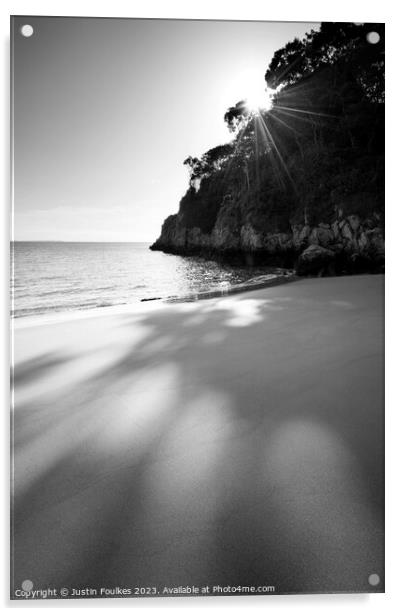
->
[11, 274, 384, 595]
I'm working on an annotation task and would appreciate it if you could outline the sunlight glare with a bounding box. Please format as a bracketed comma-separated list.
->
[245, 82, 276, 113]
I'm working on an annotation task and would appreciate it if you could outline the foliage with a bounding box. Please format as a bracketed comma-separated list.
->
[183, 143, 235, 188]
[177, 22, 384, 237]
[264, 22, 384, 103]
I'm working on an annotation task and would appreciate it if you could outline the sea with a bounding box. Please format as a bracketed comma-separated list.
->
[11, 241, 288, 319]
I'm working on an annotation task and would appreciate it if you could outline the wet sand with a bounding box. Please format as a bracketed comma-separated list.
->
[11, 275, 384, 596]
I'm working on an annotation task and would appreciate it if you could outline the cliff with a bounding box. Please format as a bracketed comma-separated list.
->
[151, 207, 384, 276]
[150, 24, 384, 276]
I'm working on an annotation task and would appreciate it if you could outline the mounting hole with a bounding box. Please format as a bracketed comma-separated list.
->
[21, 579, 33, 591]
[368, 573, 380, 586]
[366, 31, 380, 45]
[20, 24, 34, 37]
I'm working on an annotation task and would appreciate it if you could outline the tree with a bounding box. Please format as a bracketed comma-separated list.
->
[177, 22, 384, 240]
[183, 143, 235, 189]
[264, 22, 384, 103]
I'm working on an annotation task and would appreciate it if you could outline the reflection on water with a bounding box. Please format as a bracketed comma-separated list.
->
[11, 242, 289, 318]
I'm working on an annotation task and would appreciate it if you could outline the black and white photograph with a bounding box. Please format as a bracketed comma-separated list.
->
[10, 15, 385, 600]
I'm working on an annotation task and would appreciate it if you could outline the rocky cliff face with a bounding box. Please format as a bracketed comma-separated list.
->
[150, 198, 384, 275]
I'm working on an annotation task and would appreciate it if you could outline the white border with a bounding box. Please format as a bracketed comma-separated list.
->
[2, 1, 400, 614]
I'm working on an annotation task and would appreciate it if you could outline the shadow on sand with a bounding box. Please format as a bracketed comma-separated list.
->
[11, 276, 384, 595]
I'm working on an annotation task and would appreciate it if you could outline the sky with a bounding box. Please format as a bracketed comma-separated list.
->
[12, 17, 318, 242]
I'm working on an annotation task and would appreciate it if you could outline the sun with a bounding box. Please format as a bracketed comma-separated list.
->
[232, 68, 280, 116]
[245, 85, 276, 113]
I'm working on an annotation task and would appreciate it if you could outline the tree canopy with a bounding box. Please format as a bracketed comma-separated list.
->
[177, 22, 384, 235]
[264, 22, 384, 102]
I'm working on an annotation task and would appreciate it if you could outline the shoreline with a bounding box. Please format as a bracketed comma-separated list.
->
[11, 270, 383, 329]
[12, 270, 298, 328]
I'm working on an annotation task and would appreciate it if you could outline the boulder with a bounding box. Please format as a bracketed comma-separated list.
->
[308, 226, 334, 247]
[296, 244, 336, 276]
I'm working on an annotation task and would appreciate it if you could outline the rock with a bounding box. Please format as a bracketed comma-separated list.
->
[347, 215, 361, 232]
[211, 201, 241, 251]
[339, 221, 354, 242]
[364, 228, 385, 257]
[151, 204, 384, 274]
[300, 225, 311, 241]
[240, 224, 264, 250]
[187, 227, 211, 249]
[363, 218, 376, 230]
[330, 242, 345, 253]
[296, 244, 336, 276]
[150, 214, 183, 250]
[331, 220, 340, 239]
[263, 233, 293, 253]
[292, 224, 311, 249]
[309, 226, 334, 247]
[358, 231, 369, 251]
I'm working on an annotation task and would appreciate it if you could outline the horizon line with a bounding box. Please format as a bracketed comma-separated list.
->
[10, 240, 153, 244]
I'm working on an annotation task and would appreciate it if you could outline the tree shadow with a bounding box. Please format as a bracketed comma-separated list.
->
[11, 278, 385, 594]
[12, 353, 71, 387]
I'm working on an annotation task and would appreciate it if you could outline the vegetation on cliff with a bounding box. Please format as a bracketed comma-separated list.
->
[151, 22, 384, 274]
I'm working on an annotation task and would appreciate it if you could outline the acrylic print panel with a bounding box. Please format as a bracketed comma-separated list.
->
[10, 16, 385, 600]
